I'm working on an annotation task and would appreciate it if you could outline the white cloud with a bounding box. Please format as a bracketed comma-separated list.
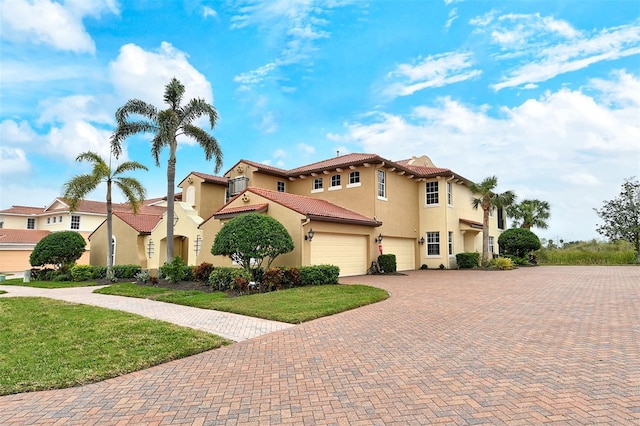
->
[46, 121, 115, 163]
[472, 12, 640, 90]
[230, 0, 357, 89]
[0, 147, 30, 175]
[297, 143, 316, 155]
[445, 8, 459, 30]
[332, 72, 640, 240]
[0, 0, 118, 54]
[109, 42, 214, 106]
[384, 52, 481, 98]
[203, 6, 217, 18]
[38, 95, 112, 126]
[0, 119, 40, 145]
[259, 112, 279, 134]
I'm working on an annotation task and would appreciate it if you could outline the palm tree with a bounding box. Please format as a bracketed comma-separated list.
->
[110, 77, 222, 262]
[507, 199, 551, 230]
[63, 151, 148, 278]
[470, 176, 516, 266]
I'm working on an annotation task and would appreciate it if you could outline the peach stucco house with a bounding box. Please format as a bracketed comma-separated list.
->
[88, 153, 507, 276]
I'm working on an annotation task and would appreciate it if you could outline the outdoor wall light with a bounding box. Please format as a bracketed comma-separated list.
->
[305, 228, 315, 241]
[418, 236, 425, 245]
[375, 233, 383, 244]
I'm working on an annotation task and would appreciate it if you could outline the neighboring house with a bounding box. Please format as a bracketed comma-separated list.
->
[90, 153, 506, 276]
[0, 229, 51, 274]
[0, 197, 171, 273]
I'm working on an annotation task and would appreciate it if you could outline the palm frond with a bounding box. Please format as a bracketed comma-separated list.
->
[115, 100, 157, 123]
[114, 179, 145, 214]
[182, 124, 223, 172]
[164, 78, 185, 110]
[62, 174, 102, 211]
[151, 134, 164, 166]
[114, 161, 149, 176]
[181, 98, 219, 129]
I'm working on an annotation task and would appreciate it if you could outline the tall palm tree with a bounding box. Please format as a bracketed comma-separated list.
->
[507, 199, 551, 230]
[63, 151, 148, 278]
[470, 176, 516, 266]
[110, 77, 222, 262]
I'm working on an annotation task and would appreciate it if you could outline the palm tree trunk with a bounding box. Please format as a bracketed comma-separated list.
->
[482, 206, 490, 266]
[166, 142, 177, 263]
[106, 180, 113, 274]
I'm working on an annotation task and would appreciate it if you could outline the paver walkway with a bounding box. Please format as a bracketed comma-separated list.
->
[1, 266, 639, 425]
[0, 284, 294, 341]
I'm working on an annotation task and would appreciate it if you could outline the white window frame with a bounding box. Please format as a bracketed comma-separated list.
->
[426, 181, 439, 205]
[71, 215, 80, 230]
[377, 170, 387, 200]
[329, 174, 342, 191]
[312, 177, 324, 193]
[426, 232, 440, 256]
[277, 181, 286, 193]
[489, 236, 495, 253]
[448, 231, 453, 256]
[27, 218, 35, 229]
[347, 171, 361, 188]
[447, 182, 453, 205]
[111, 236, 117, 266]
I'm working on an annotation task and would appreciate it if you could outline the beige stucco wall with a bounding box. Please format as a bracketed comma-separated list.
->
[89, 218, 141, 267]
[179, 175, 227, 220]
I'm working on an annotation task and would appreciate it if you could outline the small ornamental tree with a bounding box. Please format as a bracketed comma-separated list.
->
[497, 228, 541, 258]
[211, 213, 294, 280]
[30, 231, 87, 272]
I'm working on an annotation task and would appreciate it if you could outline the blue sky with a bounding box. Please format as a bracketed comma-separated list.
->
[1, 0, 639, 243]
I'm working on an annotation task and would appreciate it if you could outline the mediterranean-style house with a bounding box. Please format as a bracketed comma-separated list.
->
[0, 197, 167, 274]
[88, 153, 507, 276]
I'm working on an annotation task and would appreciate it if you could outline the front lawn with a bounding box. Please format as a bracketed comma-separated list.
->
[0, 297, 230, 396]
[0, 277, 100, 288]
[96, 283, 389, 323]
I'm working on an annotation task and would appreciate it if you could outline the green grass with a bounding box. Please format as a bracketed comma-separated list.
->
[0, 297, 230, 396]
[537, 240, 638, 265]
[0, 290, 6, 294]
[0, 277, 101, 288]
[96, 283, 389, 323]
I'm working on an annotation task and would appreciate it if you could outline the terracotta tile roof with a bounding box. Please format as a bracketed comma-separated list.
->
[233, 160, 289, 177]
[288, 153, 382, 175]
[240, 187, 381, 226]
[214, 203, 269, 219]
[459, 218, 484, 229]
[0, 205, 44, 215]
[181, 172, 228, 186]
[114, 212, 164, 234]
[0, 229, 50, 244]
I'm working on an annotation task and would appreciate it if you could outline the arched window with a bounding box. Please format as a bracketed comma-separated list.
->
[186, 186, 196, 206]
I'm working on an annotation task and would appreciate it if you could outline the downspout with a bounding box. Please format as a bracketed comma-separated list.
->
[444, 175, 455, 268]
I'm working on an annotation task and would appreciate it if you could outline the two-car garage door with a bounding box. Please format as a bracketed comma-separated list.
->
[310, 233, 367, 277]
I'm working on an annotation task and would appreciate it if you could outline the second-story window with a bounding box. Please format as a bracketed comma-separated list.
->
[71, 215, 80, 230]
[349, 171, 360, 185]
[27, 218, 35, 229]
[277, 181, 286, 192]
[377, 170, 386, 199]
[330, 174, 341, 188]
[426, 181, 439, 205]
[313, 177, 323, 191]
[447, 182, 453, 205]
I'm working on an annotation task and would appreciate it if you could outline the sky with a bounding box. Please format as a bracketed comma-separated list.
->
[1, 0, 639, 243]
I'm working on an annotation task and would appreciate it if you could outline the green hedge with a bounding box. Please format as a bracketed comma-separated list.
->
[208, 267, 252, 291]
[299, 264, 340, 286]
[455, 252, 480, 269]
[70, 265, 94, 281]
[378, 254, 397, 273]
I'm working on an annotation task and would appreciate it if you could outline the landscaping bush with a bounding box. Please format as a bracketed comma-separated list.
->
[456, 252, 480, 269]
[208, 267, 252, 291]
[192, 262, 214, 282]
[299, 265, 340, 286]
[29, 231, 86, 272]
[503, 254, 528, 266]
[52, 273, 71, 282]
[491, 257, 514, 270]
[159, 257, 187, 284]
[135, 269, 150, 284]
[92, 266, 107, 279]
[261, 267, 283, 292]
[378, 254, 397, 273]
[498, 228, 541, 258]
[70, 265, 94, 282]
[282, 267, 301, 289]
[112, 264, 142, 279]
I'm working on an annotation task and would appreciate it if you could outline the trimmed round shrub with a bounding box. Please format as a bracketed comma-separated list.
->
[30, 231, 86, 271]
[456, 252, 480, 269]
[498, 228, 541, 258]
[299, 265, 340, 286]
[378, 254, 397, 273]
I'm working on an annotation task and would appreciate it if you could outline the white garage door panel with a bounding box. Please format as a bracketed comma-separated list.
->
[381, 237, 415, 271]
[311, 233, 367, 277]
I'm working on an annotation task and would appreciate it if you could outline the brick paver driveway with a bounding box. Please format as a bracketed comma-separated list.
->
[1, 266, 639, 425]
